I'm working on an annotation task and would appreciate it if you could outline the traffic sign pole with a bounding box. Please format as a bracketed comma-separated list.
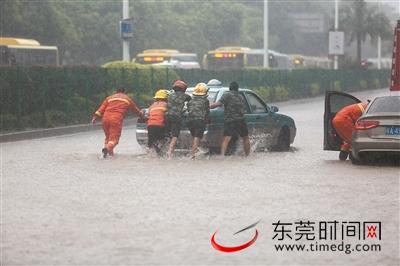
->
[263, 0, 269, 68]
[122, 0, 130, 62]
[334, 0, 339, 70]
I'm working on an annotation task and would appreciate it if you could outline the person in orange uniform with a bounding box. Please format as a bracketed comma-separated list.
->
[332, 102, 368, 160]
[92, 86, 143, 158]
[147, 89, 169, 155]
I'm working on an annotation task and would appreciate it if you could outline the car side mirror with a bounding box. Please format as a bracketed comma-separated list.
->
[270, 106, 279, 113]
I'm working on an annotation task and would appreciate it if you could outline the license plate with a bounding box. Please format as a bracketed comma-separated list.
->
[386, 126, 400, 135]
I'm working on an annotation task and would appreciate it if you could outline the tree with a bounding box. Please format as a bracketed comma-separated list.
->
[0, 0, 80, 63]
[341, 0, 392, 66]
[61, 1, 120, 64]
[5, 0, 376, 65]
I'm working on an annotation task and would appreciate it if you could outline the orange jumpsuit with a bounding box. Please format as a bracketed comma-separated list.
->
[147, 101, 168, 148]
[332, 102, 368, 150]
[94, 92, 141, 153]
[147, 101, 167, 127]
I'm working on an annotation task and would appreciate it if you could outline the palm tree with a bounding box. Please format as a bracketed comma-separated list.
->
[340, 0, 392, 66]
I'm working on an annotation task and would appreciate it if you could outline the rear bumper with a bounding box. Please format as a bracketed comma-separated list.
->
[136, 128, 215, 150]
[352, 136, 400, 158]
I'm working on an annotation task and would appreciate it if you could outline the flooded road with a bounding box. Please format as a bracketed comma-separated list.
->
[2, 89, 399, 265]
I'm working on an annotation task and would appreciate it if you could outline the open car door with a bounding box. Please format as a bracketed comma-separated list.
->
[324, 91, 361, 151]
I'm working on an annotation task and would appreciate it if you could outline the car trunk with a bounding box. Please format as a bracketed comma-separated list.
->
[137, 109, 190, 128]
[360, 114, 400, 140]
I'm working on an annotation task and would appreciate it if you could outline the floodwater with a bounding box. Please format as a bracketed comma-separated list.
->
[1, 89, 399, 265]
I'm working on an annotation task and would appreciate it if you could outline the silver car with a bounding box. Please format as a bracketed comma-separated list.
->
[324, 91, 400, 165]
[351, 95, 400, 164]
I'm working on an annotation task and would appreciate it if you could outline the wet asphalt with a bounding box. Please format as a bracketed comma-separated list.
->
[2, 89, 399, 265]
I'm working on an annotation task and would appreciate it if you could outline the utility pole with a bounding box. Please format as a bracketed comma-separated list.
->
[263, 0, 269, 68]
[377, 1, 382, 69]
[122, 0, 130, 62]
[334, 0, 339, 70]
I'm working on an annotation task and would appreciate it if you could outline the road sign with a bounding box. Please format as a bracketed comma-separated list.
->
[329, 31, 344, 55]
[120, 19, 133, 39]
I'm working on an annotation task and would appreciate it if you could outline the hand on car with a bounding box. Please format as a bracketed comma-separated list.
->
[139, 110, 144, 118]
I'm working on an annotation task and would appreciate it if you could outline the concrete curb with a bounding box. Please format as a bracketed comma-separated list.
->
[0, 119, 137, 143]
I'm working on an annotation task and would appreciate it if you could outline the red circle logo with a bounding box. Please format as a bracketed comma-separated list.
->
[211, 220, 260, 253]
[211, 229, 259, 253]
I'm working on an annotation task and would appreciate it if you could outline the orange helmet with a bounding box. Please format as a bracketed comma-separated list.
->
[173, 80, 188, 91]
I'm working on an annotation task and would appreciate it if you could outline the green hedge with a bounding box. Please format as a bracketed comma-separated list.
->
[0, 64, 179, 132]
[176, 68, 390, 102]
[0, 65, 390, 132]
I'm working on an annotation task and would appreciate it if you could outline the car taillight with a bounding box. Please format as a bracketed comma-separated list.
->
[355, 120, 379, 130]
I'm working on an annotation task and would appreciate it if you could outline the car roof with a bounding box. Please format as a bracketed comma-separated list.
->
[372, 95, 399, 100]
[186, 86, 252, 93]
[369, 95, 400, 106]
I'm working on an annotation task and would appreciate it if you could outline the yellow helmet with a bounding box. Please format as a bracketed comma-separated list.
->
[153, 89, 168, 99]
[193, 83, 208, 96]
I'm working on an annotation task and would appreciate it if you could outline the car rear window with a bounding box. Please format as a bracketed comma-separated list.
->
[367, 96, 400, 113]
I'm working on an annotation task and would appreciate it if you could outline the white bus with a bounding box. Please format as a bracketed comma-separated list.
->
[134, 49, 200, 69]
[0, 38, 59, 66]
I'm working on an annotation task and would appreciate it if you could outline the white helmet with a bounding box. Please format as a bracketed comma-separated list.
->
[207, 79, 222, 87]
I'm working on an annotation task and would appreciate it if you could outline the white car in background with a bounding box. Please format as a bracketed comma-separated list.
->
[153, 53, 200, 69]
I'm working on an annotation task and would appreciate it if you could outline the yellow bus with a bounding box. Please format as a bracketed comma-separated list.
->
[134, 49, 200, 69]
[0, 38, 59, 66]
[203, 46, 294, 70]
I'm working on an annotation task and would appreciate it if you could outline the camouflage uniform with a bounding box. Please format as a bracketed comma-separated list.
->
[188, 96, 210, 121]
[218, 91, 249, 137]
[187, 96, 210, 138]
[219, 91, 246, 121]
[166, 91, 191, 137]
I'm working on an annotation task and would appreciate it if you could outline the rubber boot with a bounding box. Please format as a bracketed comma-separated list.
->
[102, 148, 108, 158]
[106, 142, 115, 157]
[339, 142, 350, 161]
[339, 150, 349, 161]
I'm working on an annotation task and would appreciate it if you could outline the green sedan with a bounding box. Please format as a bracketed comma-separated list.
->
[136, 85, 296, 153]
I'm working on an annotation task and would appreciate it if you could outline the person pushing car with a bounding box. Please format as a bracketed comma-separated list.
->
[147, 89, 169, 155]
[210, 81, 251, 156]
[166, 80, 191, 159]
[187, 83, 210, 159]
[92, 86, 143, 158]
[332, 102, 368, 160]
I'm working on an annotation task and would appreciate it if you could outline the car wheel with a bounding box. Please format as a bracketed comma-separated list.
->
[349, 152, 365, 165]
[271, 127, 290, 151]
